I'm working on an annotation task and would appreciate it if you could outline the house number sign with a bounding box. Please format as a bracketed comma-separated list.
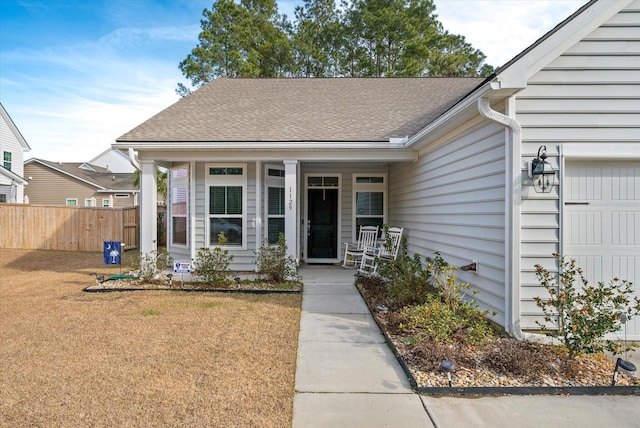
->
[288, 187, 293, 211]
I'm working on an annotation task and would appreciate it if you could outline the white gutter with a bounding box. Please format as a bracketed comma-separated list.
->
[478, 97, 523, 340]
[128, 148, 141, 171]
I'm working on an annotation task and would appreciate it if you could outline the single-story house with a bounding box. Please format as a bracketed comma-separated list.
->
[115, 0, 640, 339]
[0, 103, 30, 203]
[24, 159, 138, 207]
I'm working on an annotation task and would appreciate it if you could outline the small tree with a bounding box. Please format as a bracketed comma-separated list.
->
[193, 232, 234, 284]
[254, 233, 299, 282]
[534, 254, 640, 359]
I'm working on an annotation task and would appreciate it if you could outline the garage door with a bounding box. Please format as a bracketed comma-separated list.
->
[564, 160, 640, 340]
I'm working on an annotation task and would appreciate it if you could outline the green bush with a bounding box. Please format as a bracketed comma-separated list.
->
[427, 254, 477, 314]
[254, 233, 299, 283]
[378, 249, 494, 345]
[534, 254, 640, 359]
[398, 295, 493, 345]
[376, 243, 432, 306]
[193, 232, 234, 284]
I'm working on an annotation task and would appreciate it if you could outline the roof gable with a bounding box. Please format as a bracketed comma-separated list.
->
[493, 0, 633, 90]
[25, 159, 135, 191]
[0, 103, 31, 151]
[117, 78, 484, 144]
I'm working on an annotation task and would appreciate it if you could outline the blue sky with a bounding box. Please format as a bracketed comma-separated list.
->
[0, 0, 588, 163]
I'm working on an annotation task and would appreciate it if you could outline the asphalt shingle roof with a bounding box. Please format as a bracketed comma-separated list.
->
[117, 78, 485, 143]
[33, 159, 135, 190]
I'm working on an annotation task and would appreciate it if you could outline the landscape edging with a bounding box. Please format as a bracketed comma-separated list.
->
[83, 286, 301, 294]
[355, 282, 639, 397]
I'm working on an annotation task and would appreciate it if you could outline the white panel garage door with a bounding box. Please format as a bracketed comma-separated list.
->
[564, 160, 640, 340]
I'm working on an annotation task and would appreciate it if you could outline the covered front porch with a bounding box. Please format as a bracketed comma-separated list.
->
[135, 148, 416, 271]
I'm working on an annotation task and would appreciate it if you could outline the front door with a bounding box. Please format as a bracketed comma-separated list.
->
[307, 188, 338, 260]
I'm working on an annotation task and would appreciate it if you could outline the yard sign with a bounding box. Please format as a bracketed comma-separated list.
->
[103, 241, 122, 265]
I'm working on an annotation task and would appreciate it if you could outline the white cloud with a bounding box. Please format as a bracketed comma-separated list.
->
[3, 0, 591, 163]
[433, 0, 589, 67]
[2, 23, 195, 162]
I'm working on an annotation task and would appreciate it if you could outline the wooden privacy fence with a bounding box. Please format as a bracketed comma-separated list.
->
[0, 204, 139, 252]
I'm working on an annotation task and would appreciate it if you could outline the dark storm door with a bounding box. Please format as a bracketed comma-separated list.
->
[307, 188, 338, 259]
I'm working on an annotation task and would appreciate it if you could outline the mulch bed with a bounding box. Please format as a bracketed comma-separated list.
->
[84, 277, 303, 293]
[356, 278, 640, 395]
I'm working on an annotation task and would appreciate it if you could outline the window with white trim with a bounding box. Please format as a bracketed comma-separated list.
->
[102, 199, 110, 207]
[170, 165, 189, 246]
[266, 166, 285, 244]
[0, 194, 6, 203]
[3, 152, 12, 170]
[84, 198, 95, 207]
[206, 164, 246, 247]
[66, 198, 78, 206]
[353, 174, 386, 236]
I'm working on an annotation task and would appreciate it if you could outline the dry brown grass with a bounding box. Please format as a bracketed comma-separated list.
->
[0, 249, 301, 427]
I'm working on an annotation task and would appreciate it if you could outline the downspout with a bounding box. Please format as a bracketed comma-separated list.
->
[128, 148, 141, 171]
[478, 97, 523, 340]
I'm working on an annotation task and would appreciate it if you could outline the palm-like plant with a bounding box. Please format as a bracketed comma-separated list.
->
[131, 168, 168, 203]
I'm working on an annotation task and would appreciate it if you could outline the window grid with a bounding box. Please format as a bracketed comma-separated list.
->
[170, 166, 189, 246]
[3, 152, 11, 170]
[206, 164, 246, 247]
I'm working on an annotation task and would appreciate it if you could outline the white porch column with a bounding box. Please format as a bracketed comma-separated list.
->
[283, 160, 298, 262]
[140, 159, 158, 255]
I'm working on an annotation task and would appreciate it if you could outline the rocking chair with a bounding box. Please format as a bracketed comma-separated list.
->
[342, 225, 379, 268]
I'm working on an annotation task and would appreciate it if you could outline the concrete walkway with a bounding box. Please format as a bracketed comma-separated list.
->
[293, 266, 433, 427]
[292, 266, 640, 428]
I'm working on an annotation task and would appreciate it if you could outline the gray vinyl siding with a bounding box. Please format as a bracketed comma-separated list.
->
[389, 120, 507, 324]
[193, 161, 257, 271]
[516, 0, 640, 329]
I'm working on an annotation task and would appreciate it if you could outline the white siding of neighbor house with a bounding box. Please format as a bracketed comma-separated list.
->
[0, 109, 28, 202]
[516, 0, 640, 329]
[389, 120, 508, 325]
[89, 149, 136, 173]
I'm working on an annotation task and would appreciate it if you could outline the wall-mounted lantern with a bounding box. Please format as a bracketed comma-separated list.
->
[528, 145, 555, 193]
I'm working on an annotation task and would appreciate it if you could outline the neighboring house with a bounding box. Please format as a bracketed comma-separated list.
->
[24, 159, 138, 207]
[0, 103, 30, 203]
[115, 0, 640, 339]
[89, 147, 136, 173]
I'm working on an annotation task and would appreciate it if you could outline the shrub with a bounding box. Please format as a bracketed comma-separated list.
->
[534, 254, 640, 359]
[254, 233, 299, 282]
[132, 249, 173, 282]
[427, 253, 477, 314]
[193, 232, 234, 284]
[398, 295, 493, 345]
[377, 239, 434, 306]
[387, 251, 494, 345]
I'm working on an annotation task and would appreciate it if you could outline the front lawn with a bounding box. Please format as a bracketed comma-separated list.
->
[0, 249, 301, 427]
